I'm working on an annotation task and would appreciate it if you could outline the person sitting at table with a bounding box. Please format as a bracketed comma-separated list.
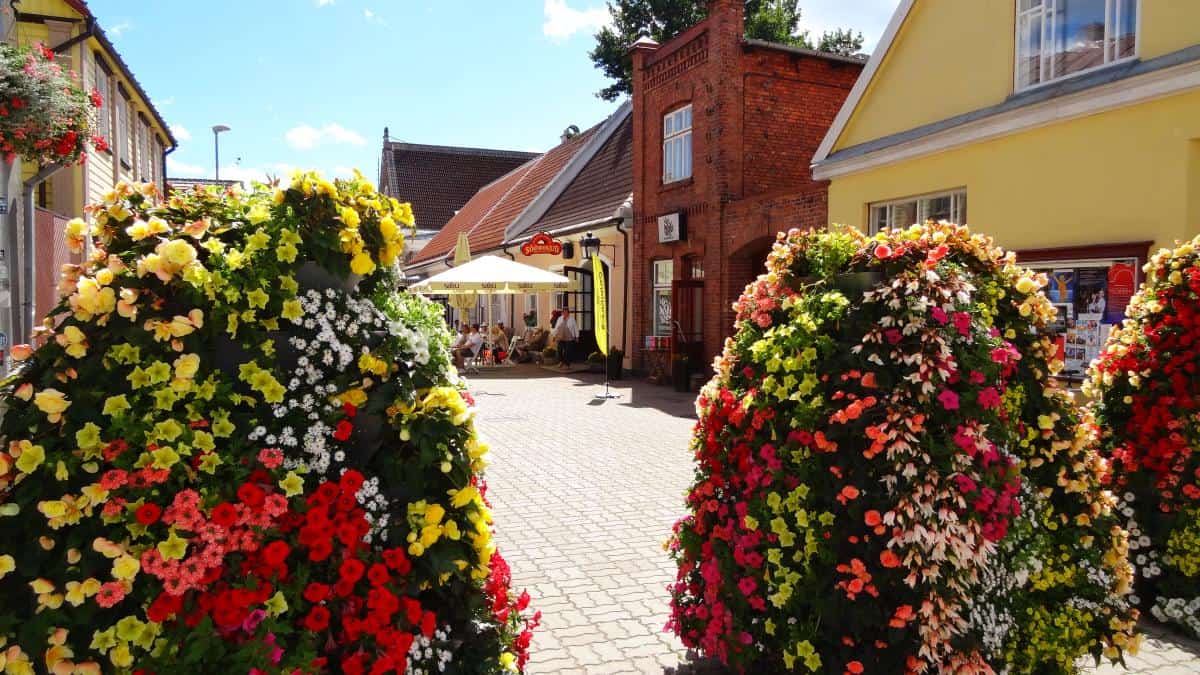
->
[452, 324, 484, 369]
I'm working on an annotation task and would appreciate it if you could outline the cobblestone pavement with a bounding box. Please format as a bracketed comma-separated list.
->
[468, 366, 1200, 674]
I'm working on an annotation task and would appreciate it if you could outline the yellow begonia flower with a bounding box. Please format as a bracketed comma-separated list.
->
[76, 423, 103, 450]
[174, 353, 201, 380]
[15, 441, 46, 474]
[33, 389, 71, 422]
[198, 452, 222, 474]
[281, 299, 304, 322]
[339, 206, 361, 228]
[111, 555, 140, 581]
[350, 252, 376, 276]
[56, 325, 89, 358]
[265, 591, 288, 616]
[0, 554, 14, 579]
[39, 501, 67, 519]
[450, 485, 478, 509]
[109, 644, 133, 668]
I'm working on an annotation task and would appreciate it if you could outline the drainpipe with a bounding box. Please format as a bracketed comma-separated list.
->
[615, 213, 631, 364]
[19, 164, 63, 342]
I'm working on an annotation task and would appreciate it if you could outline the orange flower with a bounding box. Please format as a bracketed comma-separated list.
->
[880, 549, 902, 568]
[889, 604, 915, 628]
[864, 510, 882, 527]
[847, 661, 865, 674]
[861, 372, 877, 388]
[837, 485, 860, 504]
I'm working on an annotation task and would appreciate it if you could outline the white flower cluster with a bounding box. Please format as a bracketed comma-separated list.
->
[405, 625, 454, 674]
[1150, 596, 1200, 637]
[353, 472, 391, 542]
[390, 318, 431, 366]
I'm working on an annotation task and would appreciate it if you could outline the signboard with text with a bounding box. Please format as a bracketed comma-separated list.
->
[520, 232, 563, 256]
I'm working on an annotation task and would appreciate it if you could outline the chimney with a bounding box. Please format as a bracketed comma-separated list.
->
[383, 126, 390, 143]
[707, 0, 745, 40]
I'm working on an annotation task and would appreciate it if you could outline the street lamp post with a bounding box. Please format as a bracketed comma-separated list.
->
[212, 125, 230, 180]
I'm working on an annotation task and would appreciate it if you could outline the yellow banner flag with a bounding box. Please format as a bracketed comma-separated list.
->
[592, 255, 608, 356]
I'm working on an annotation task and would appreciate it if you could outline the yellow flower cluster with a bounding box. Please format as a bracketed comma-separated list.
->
[1165, 509, 1200, 577]
[287, 169, 413, 276]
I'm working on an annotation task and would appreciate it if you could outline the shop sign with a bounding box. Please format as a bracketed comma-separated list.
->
[0, 197, 7, 215]
[658, 212, 684, 243]
[521, 232, 562, 256]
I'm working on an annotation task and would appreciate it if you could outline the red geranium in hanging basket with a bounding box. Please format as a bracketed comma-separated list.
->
[0, 41, 103, 166]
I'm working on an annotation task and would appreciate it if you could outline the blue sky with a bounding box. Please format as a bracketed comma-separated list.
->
[88, 0, 896, 186]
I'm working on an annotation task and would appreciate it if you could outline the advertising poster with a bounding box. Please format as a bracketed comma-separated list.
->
[1075, 268, 1108, 316]
[1048, 269, 1076, 304]
[1105, 262, 1136, 324]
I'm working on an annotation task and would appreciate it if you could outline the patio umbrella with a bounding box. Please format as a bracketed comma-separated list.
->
[448, 232, 476, 325]
[408, 256, 571, 294]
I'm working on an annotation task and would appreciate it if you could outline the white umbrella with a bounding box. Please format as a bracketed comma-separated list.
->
[409, 256, 570, 294]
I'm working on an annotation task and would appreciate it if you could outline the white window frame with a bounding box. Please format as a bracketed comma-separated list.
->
[92, 55, 111, 146]
[869, 189, 967, 234]
[662, 104, 693, 184]
[651, 259, 674, 336]
[1014, 0, 1140, 93]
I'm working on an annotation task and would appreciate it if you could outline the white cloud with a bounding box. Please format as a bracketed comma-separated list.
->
[108, 20, 133, 37]
[284, 123, 366, 150]
[315, 0, 334, 5]
[159, 97, 175, 107]
[332, 166, 357, 179]
[542, 0, 607, 42]
[169, 124, 192, 142]
[166, 157, 207, 178]
[363, 8, 387, 25]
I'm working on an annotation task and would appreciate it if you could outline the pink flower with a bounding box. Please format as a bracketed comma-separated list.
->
[95, 581, 126, 608]
[977, 387, 1002, 409]
[938, 389, 960, 410]
[968, 370, 986, 385]
[874, 244, 893, 259]
[930, 307, 948, 325]
[738, 577, 757, 595]
[258, 447, 283, 469]
[952, 312, 972, 337]
[885, 328, 902, 345]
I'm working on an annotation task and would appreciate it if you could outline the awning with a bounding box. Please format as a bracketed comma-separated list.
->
[408, 255, 571, 295]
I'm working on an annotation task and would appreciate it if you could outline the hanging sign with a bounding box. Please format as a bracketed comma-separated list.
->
[658, 212, 684, 243]
[0, 197, 7, 214]
[592, 255, 608, 356]
[521, 232, 563, 256]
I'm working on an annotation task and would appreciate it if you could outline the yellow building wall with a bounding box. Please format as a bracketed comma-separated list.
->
[835, 0, 1200, 153]
[827, 89, 1200, 253]
[836, 0, 1014, 150]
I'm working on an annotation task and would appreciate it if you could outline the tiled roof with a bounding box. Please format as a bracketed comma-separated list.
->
[513, 113, 632, 240]
[379, 142, 539, 233]
[408, 160, 538, 265]
[408, 125, 602, 265]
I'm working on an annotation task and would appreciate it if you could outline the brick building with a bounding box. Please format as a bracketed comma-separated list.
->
[628, 0, 864, 378]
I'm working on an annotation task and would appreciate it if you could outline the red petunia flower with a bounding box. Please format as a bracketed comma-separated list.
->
[135, 502, 162, 525]
[333, 419, 353, 442]
[303, 606, 330, 632]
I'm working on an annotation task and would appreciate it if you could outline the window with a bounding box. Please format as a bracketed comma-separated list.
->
[651, 259, 673, 336]
[869, 189, 967, 233]
[662, 105, 692, 184]
[92, 55, 111, 148]
[1016, 0, 1137, 91]
[116, 90, 131, 167]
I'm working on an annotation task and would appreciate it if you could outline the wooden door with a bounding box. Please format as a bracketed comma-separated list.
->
[671, 279, 704, 370]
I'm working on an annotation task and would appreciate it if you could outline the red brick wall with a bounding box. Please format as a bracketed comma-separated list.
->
[630, 0, 862, 373]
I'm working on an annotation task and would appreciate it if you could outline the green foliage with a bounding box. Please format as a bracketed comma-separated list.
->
[589, 0, 862, 101]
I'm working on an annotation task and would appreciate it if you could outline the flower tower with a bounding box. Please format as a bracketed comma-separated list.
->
[1085, 234, 1200, 638]
[667, 223, 1138, 673]
[0, 175, 537, 673]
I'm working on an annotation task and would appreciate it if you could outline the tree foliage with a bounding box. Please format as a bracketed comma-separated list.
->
[590, 0, 864, 101]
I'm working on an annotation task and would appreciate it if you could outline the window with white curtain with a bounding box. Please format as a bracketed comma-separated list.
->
[1016, 0, 1137, 91]
[662, 105, 692, 184]
[869, 189, 967, 233]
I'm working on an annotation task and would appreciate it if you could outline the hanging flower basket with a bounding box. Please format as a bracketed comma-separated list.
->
[0, 42, 104, 166]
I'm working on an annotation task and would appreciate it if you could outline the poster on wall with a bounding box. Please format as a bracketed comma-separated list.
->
[1075, 268, 1108, 316]
[1048, 269, 1076, 304]
[1105, 262, 1136, 324]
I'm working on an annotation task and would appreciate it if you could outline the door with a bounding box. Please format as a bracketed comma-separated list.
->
[671, 279, 704, 371]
